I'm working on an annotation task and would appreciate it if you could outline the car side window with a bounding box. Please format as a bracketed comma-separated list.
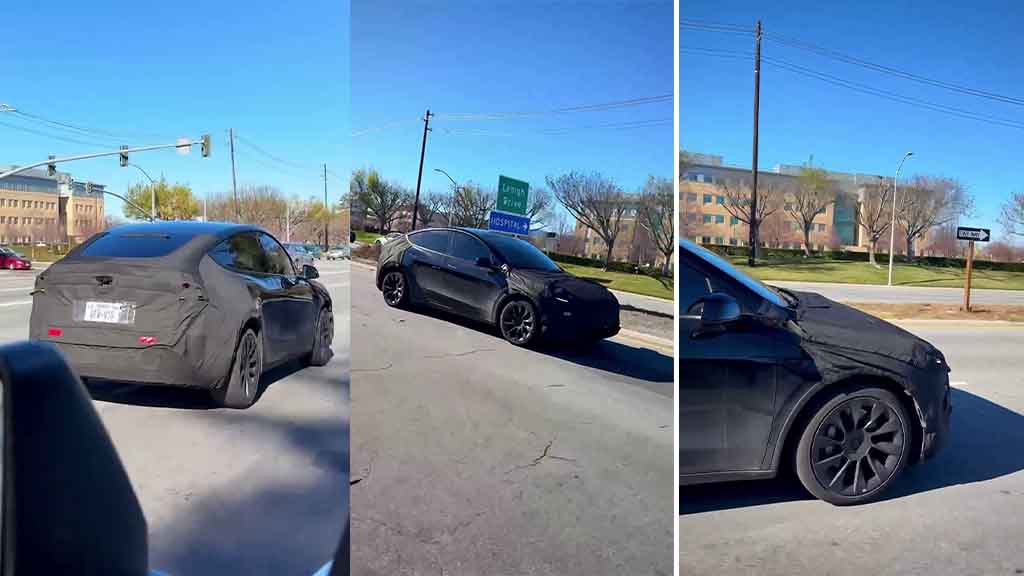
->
[260, 234, 296, 276]
[209, 233, 268, 274]
[449, 233, 491, 263]
[409, 230, 451, 254]
[679, 263, 711, 316]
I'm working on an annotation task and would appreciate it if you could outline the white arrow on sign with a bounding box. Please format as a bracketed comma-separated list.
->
[959, 229, 989, 241]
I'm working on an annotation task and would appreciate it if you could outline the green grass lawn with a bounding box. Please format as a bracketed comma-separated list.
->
[559, 263, 674, 300]
[354, 230, 382, 244]
[729, 255, 1024, 290]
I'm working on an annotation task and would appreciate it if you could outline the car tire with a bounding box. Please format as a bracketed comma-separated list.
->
[308, 306, 334, 366]
[212, 327, 263, 409]
[794, 385, 912, 505]
[498, 298, 539, 347]
[380, 269, 408, 308]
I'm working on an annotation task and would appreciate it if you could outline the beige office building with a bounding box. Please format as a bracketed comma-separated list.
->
[0, 167, 105, 245]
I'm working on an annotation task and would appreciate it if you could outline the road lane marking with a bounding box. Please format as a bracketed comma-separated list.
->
[951, 381, 968, 388]
[0, 286, 34, 293]
[0, 300, 31, 307]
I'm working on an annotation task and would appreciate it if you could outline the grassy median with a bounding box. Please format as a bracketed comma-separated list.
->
[730, 256, 1024, 290]
[558, 263, 673, 300]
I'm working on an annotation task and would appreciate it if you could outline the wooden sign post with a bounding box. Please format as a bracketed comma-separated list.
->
[956, 226, 990, 312]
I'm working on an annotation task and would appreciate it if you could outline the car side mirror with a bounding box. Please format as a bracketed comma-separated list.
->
[302, 264, 320, 279]
[0, 342, 149, 574]
[696, 292, 741, 335]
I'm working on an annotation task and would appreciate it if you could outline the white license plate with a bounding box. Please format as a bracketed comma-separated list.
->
[83, 301, 136, 325]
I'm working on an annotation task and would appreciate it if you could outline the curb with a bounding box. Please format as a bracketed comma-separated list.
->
[614, 329, 674, 354]
[891, 319, 1024, 327]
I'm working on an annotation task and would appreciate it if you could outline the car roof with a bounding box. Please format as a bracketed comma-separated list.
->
[106, 220, 263, 240]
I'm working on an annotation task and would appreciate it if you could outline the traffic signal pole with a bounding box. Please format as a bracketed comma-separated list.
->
[748, 20, 762, 267]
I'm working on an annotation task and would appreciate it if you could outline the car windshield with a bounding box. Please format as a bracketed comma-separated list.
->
[484, 233, 561, 272]
[679, 239, 791, 308]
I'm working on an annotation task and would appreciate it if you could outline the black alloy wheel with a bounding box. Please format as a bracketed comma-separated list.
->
[212, 328, 263, 409]
[381, 270, 407, 307]
[499, 299, 537, 346]
[795, 387, 911, 505]
[309, 306, 334, 366]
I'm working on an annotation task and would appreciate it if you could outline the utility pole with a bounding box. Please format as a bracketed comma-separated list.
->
[748, 20, 762, 267]
[411, 109, 433, 231]
[229, 128, 239, 220]
[323, 163, 329, 250]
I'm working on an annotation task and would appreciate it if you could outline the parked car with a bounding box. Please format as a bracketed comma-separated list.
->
[326, 245, 350, 260]
[678, 238, 951, 505]
[284, 243, 316, 269]
[374, 232, 403, 245]
[376, 227, 620, 346]
[28, 222, 334, 408]
[0, 246, 32, 270]
[305, 245, 323, 260]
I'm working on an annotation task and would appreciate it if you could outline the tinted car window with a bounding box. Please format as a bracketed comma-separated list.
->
[483, 234, 560, 272]
[79, 232, 193, 258]
[679, 263, 711, 316]
[680, 238, 787, 309]
[449, 232, 492, 263]
[261, 234, 295, 275]
[209, 233, 268, 273]
[409, 230, 451, 254]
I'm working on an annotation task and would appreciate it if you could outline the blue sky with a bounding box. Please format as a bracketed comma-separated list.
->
[681, 0, 1023, 240]
[352, 0, 673, 226]
[1, 1, 348, 219]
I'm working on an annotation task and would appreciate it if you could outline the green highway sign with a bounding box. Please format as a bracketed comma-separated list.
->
[496, 175, 529, 216]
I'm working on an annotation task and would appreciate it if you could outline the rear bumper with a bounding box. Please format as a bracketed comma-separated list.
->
[44, 342, 214, 388]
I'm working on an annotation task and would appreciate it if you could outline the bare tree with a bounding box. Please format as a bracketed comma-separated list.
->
[637, 176, 674, 276]
[720, 179, 784, 255]
[856, 179, 893, 266]
[548, 171, 628, 270]
[527, 187, 553, 232]
[1000, 192, 1024, 238]
[896, 176, 973, 261]
[350, 168, 410, 233]
[417, 192, 449, 228]
[787, 165, 836, 257]
[450, 182, 495, 228]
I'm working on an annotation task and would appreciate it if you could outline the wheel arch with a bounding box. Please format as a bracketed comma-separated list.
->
[491, 290, 541, 327]
[770, 374, 925, 475]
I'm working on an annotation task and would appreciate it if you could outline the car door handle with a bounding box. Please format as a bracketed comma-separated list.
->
[431, 265, 442, 270]
[446, 264, 458, 269]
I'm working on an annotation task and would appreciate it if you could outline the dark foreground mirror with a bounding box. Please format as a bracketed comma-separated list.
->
[0, 341, 148, 576]
[303, 264, 321, 279]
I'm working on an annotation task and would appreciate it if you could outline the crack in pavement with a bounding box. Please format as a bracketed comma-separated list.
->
[505, 439, 578, 474]
[423, 348, 495, 360]
[351, 362, 393, 373]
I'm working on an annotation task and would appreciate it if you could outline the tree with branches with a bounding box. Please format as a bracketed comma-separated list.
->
[637, 176, 674, 276]
[350, 168, 409, 233]
[548, 171, 628, 270]
[417, 192, 449, 228]
[787, 165, 836, 257]
[450, 182, 494, 228]
[1000, 192, 1024, 238]
[896, 175, 972, 261]
[527, 186, 553, 232]
[855, 179, 893, 266]
[720, 178, 784, 255]
[123, 177, 199, 221]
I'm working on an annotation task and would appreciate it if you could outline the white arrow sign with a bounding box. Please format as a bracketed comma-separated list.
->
[956, 227, 990, 242]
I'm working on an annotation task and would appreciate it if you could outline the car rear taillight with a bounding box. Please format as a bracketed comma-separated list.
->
[138, 336, 157, 345]
[47, 328, 62, 337]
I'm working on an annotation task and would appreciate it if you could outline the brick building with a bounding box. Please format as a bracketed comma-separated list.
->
[0, 167, 105, 245]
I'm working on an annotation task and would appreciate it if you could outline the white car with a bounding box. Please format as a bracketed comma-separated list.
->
[374, 232, 404, 245]
[283, 243, 315, 268]
[326, 245, 350, 260]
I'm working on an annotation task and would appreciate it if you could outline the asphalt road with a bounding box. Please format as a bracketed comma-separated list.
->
[349, 262, 674, 575]
[770, 280, 1024, 305]
[681, 322, 1024, 576]
[0, 260, 350, 576]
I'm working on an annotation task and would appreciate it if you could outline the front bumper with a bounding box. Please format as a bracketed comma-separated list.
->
[540, 298, 620, 341]
[916, 360, 952, 461]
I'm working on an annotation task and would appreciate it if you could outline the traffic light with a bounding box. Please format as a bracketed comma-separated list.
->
[47, 155, 56, 177]
[201, 134, 211, 157]
[120, 145, 128, 167]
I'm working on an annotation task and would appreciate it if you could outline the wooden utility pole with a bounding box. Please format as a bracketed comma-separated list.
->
[411, 109, 433, 231]
[749, 20, 762, 267]
[229, 128, 239, 220]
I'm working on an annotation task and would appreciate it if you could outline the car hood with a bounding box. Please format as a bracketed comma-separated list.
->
[793, 290, 933, 366]
[508, 268, 618, 304]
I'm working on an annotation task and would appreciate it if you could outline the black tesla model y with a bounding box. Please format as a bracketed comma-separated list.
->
[29, 222, 334, 409]
[376, 227, 620, 346]
[679, 239, 951, 505]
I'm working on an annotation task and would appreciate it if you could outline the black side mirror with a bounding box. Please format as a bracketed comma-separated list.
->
[475, 256, 494, 269]
[696, 292, 741, 335]
[0, 342, 149, 574]
[302, 264, 320, 279]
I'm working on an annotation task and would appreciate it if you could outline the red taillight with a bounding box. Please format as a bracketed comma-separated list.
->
[138, 336, 157, 345]
[47, 328, 62, 337]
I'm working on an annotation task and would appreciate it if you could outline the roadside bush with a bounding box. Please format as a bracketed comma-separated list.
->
[352, 243, 380, 262]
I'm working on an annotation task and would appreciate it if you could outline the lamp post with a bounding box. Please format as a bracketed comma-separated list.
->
[887, 151, 914, 286]
[433, 168, 458, 227]
[127, 163, 157, 221]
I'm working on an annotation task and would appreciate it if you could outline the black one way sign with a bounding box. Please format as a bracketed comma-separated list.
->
[957, 226, 990, 242]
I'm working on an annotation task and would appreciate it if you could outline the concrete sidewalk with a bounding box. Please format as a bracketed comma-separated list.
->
[769, 280, 1024, 305]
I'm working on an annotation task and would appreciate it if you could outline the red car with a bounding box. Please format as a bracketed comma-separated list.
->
[0, 247, 32, 270]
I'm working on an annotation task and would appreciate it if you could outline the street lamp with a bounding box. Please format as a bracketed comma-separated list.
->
[887, 151, 914, 286]
[433, 168, 458, 227]
[127, 163, 157, 221]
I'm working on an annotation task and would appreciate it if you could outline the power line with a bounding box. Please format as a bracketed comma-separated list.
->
[351, 117, 423, 138]
[680, 22, 753, 37]
[11, 109, 177, 142]
[0, 117, 116, 149]
[435, 94, 671, 121]
[680, 18, 752, 32]
[763, 31, 1024, 107]
[440, 117, 673, 137]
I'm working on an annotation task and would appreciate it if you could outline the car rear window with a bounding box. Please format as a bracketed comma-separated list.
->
[78, 232, 194, 258]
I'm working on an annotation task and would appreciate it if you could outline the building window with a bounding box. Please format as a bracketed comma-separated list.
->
[0, 216, 5, 223]
[703, 194, 712, 204]
[702, 214, 713, 224]
[817, 223, 827, 232]
[10, 217, 16, 225]
[714, 215, 725, 224]
[730, 216, 739, 226]
[687, 193, 697, 203]
[701, 236, 711, 244]
[729, 238, 738, 246]
[0, 199, 4, 207]
[714, 236, 724, 245]
[716, 196, 725, 205]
